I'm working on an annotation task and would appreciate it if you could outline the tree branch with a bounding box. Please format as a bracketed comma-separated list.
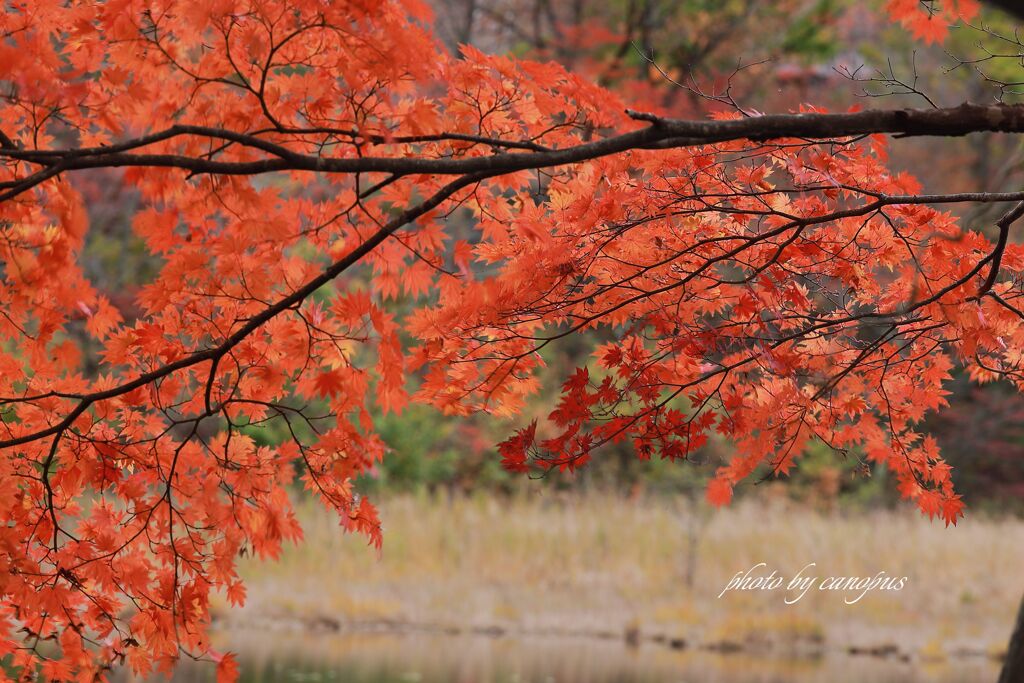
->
[0, 171, 490, 450]
[2, 104, 1024, 202]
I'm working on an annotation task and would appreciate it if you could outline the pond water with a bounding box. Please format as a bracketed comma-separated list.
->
[138, 628, 1001, 682]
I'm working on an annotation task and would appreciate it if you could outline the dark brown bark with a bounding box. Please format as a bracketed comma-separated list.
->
[1000, 594, 1024, 683]
[4, 104, 1024, 200]
[976, 5, 1023, 680]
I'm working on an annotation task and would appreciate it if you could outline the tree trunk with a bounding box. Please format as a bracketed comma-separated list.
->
[999, 594, 1024, 683]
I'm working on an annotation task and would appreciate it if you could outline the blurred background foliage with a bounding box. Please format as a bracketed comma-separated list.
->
[75, 0, 1024, 515]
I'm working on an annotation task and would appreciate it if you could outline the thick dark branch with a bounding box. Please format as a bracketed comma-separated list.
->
[2, 104, 1024, 201]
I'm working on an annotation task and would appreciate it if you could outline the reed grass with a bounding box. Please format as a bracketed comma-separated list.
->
[220, 489, 1024, 660]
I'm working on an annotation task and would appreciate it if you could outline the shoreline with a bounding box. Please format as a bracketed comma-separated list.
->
[211, 603, 1008, 667]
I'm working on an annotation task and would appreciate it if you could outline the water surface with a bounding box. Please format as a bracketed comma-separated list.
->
[148, 629, 1000, 682]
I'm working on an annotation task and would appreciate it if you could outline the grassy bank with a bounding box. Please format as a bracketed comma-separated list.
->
[214, 490, 1024, 668]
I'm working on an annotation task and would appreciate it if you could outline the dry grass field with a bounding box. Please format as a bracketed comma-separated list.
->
[213, 490, 1024, 672]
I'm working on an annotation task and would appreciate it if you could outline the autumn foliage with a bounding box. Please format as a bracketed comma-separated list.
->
[0, 0, 1018, 680]
[886, 0, 979, 43]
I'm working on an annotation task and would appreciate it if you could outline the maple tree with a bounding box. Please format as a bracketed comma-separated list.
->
[0, 0, 1023, 680]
